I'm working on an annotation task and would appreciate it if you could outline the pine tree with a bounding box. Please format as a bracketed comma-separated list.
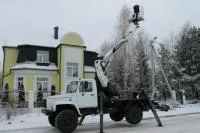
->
[106, 51, 125, 93]
[154, 44, 178, 101]
[2, 83, 9, 102]
[37, 84, 43, 106]
[176, 25, 200, 99]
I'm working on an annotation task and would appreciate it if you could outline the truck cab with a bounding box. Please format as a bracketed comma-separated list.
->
[44, 79, 98, 115]
[66, 79, 98, 109]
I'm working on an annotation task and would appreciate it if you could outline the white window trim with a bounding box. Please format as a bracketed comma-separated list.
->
[13, 75, 26, 102]
[34, 75, 51, 101]
[34, 76, 51, 92]
[66, 62, 79, 78]
[14, 75, 26, 92]
[37, 50, 49, 63]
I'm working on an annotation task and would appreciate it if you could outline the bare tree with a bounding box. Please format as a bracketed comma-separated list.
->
[134, 31, 151, 91]
[99, 40, 112, 56]
[99, 4, 150, 99]
[116, 4, 131, 40]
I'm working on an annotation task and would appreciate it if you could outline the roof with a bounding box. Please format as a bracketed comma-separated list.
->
[11, 61, 58, 71]
[60, 32, 85, 46]
[16, 45, 57, 65]
[84, 50, 99, 66]
[84, 66, 95, 72]
[2, 44, 56, 50]
[17, 44, 56, 48]
[2, 45, 17, 49]
[2, 32, 86, 49]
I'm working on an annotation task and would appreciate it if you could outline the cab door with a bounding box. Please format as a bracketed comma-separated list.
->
[77, 81, 98, 108]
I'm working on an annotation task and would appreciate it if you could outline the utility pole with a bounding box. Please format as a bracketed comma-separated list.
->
[149, 38, 176, 101]
[150, 42, 156, 99]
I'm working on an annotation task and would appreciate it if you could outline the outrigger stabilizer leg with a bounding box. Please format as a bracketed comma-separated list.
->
[141, 90, 163, 127]
[99, 91, 104, 133]
[149, 100, 163, 127]
[79, 115, 86, 126]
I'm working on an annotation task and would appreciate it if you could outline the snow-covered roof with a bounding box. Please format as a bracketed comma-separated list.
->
[2, 32, 86, 49]
[84, 66, 95, 73]
[11, 61, 58, 71]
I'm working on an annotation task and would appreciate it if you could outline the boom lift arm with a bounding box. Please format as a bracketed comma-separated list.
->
[94, 5, 144, 96]
[94, 38, 129, 88]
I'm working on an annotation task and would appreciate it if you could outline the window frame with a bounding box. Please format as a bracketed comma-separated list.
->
[36, 77, 49, 92]
[79, 81, 93, 92]
[67, 81, 78, 93]
[37, 50, 49, 63]
[66, 62, 79, 78]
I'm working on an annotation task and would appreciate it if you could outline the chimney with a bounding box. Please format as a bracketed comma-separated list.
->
[54, 26, 59, 39]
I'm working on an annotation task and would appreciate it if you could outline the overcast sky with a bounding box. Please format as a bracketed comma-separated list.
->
[0, 0, 200, 68]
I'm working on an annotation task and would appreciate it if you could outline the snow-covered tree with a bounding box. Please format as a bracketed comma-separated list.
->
[36, 84, 43, 106]
[2, 83, 9, 102]
[99, 4, 151, 99]
[116, 4, 131, 40]
[176, 24, 200, 99]
[134, 32, 150, 94]
[155, 43, 176, 101]
[99, 40, 113, 56]
[99, 4, 133, 98]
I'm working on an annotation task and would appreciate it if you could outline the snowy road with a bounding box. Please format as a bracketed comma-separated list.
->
[1, 114, 200, 133]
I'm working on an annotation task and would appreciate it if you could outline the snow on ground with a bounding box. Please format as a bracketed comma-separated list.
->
[1, 103, 200, 131]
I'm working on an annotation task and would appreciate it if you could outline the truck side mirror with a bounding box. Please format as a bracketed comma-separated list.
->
[84, 81, 88, 89]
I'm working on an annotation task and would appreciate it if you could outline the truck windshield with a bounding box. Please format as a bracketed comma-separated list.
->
[67, 81, 78, 93]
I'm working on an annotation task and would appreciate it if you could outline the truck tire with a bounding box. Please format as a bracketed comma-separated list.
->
[109, 112, 124, 122]
[55, 110, 78, 133]
[48, 113, 56, 127]
[125, 105, 143, 125]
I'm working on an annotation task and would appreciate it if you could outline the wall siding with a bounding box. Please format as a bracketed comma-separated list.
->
[84, 72, 95, 79]
[3, 48, 18, 90]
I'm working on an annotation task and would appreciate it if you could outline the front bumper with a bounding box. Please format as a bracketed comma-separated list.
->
[41, 109, 53, 116]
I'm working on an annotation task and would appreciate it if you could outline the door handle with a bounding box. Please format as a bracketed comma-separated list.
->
[90, 94, 94, 96]
[82, 93, 84, 96]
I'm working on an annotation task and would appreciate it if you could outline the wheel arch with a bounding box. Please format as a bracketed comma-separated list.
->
[55, 104, 81, 116]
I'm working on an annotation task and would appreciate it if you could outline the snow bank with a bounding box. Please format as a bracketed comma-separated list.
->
[1, 104, 200, 131]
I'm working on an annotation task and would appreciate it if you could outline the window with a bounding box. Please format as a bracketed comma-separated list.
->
[37, 50, 49, 63]
[67, 62, 79, 77]
[67, 81, 78, 93]
[36, 77, 49, 92]
[17, 77, 24, 90]
[79, 81, 92, 92]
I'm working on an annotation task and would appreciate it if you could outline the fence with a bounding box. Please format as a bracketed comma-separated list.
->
[118, 89, 152, 100]
[0, 90, 60, 108]
[0, 88, 197, 109]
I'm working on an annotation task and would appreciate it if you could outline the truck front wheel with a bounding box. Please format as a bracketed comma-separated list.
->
[48, 113, 56, 127]
[55, 110, 78, 133]
[125, 105, 143, 125]
[109, 112, 124, 122]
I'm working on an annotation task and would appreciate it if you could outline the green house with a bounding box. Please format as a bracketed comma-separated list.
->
[2, 32, 98, 103]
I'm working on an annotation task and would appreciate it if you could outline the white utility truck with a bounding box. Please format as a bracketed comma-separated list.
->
[42, 5, 164, 133]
